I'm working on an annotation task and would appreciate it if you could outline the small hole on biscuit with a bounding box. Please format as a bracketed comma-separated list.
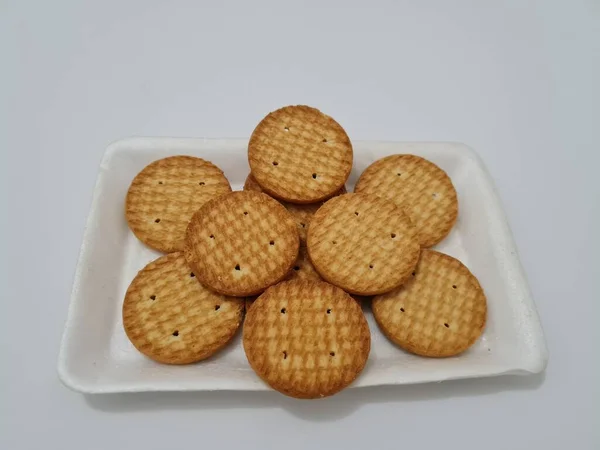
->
[272, 161, 278, 166]
[235, 264, 241, 271]
[190, 272, 195, 277]
[158, 181, 163, 184]
[332, 240, 337, 244]
[355, 212, 359, 216]
[322, 138, 327, 143]
[284, 127, 289, 132]
[444, 323, 449, 328]
[215, 305, 220, 311]
[199, 182, 205, 186]
[452, 285, 457, 289]
[330, 351, 335, 357]
[400, 307, 405, 312]
[327, 309, 331, 314]
[244, 211, 248, 215]
[391, 233, 396, 238]
[210, 234, 215, 239]
[312, 173, 317, 179]
[283, 351, 288, 359]
[150, 295, 156, 300]
[397, 173, 401, 176]
[293, 266, 300, 271]
[300, 223, 306, 228]
[281, 308, 286, 314]
[412, 271, 416, 277]
[270, 240, 275, 245]
[432, 193, 438, 199]
[154, 218, 161, 223]
[172, 330, 179, 336]
[369, 264, 374, 269]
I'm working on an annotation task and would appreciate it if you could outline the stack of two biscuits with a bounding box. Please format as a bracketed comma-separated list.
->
[123, 105, 487, 399]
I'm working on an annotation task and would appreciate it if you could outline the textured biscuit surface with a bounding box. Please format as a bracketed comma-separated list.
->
[245, 296, 258, 313]
[243, 173, 265, 193]
[248, 105, 353, 203]
[372, 250, 486, 357]
[284, 202, 321, 244]
[243, 280, 371, 398]
[307, 193, 421, 295]
[184, 191, 300, 296]
[288, 246, 323, 282]
[126, 156, 232, 252]
[245, 248, 322, 312]
[355, 154, 458, 247]
[122, 252, 244, 364]
[244, 174, 346, 243]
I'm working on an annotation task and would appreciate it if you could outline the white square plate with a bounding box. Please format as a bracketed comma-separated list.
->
[58, 138, 547, 393]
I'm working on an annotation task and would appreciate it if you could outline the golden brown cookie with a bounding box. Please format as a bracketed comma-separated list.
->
[246, 288, 363, 312]
[244, 173, 346, 243]
[244, 174, 347, 197]
[372, 250, 487, 357]
[126, 156, 232, 252]
[248, 105, 353, 203]
[355, 154, 458, 247]
[243, 173, 265, 193]
[285, 202, 322, 244]
[122, 252, 244, 364]
[246, 248, 322, 312]
[307, 193, 420, 296]
[184, 191, 299, 296]
[288, 246, 323, 282]
[245, 296, 258, 313]
[243, 280, 371, 399]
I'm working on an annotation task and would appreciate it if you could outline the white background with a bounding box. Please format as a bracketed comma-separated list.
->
[0, 1, 598, 449]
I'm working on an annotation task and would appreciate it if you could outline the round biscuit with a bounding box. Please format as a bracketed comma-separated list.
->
[244, 173, 346, 243]
[243, 280, 371, 399]
[126, 156, 232, 252]
[355, 154, 458, 247]
[248, 105, 353, 203]
[122, 252, 244, 364]
[307, 193, 421, 295]
[372, 250, 487, 357]
[184, 191, 300, 296]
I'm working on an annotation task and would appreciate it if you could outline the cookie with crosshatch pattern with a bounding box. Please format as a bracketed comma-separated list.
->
[372, 249, 487, 357]
[355, 154, 458, 247]
[307, 193, 421, 296]
[125, 156, 232, 252]
[184, 191, 299, 296]
[248, 105, 353, 204]
[244, 174, 347, 243]
[243, 280, 371, 398]
[122, 252, 244, 364]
